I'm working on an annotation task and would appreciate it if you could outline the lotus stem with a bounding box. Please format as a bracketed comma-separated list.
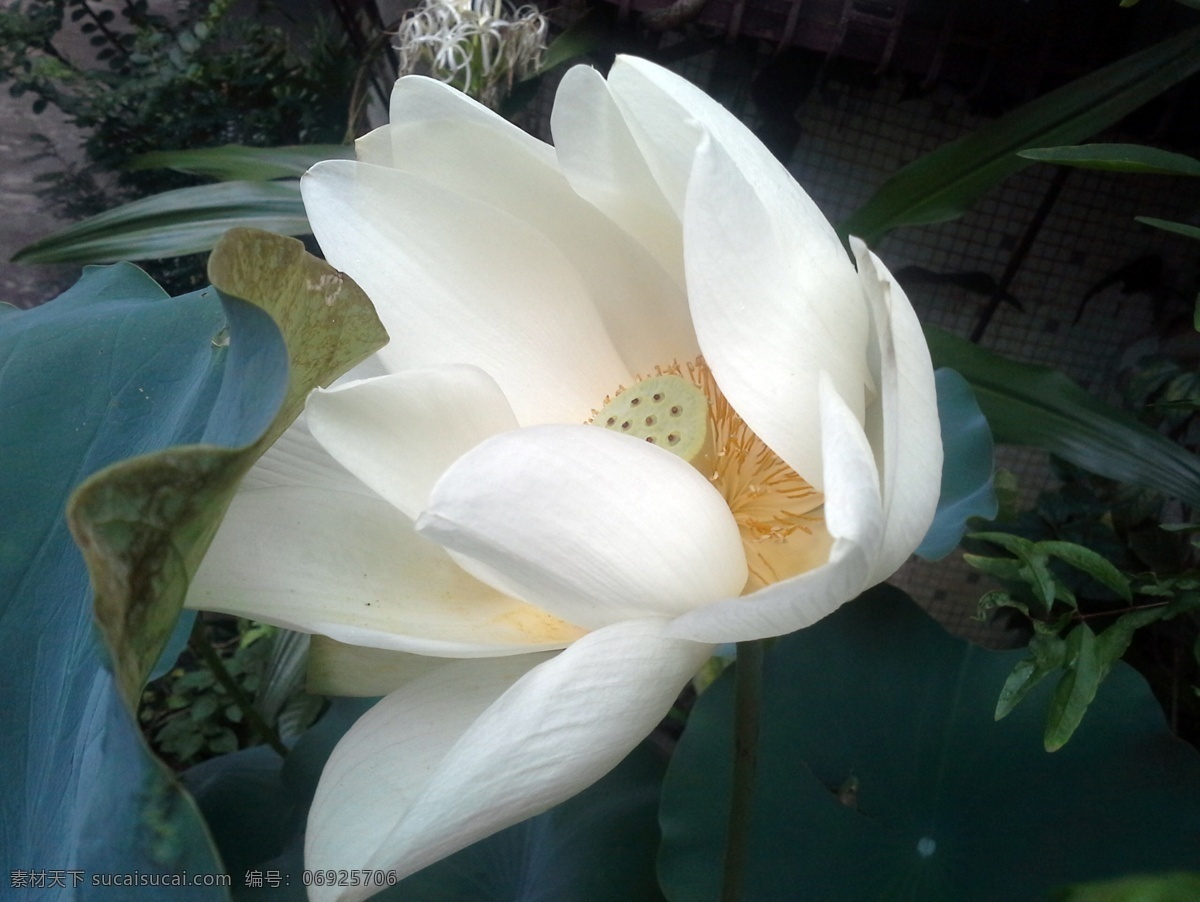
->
[720, 638, 764, 901]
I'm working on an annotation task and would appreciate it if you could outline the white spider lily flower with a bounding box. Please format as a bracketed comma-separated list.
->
[186, 56, 942, 900]
[394, 0, 547, 109]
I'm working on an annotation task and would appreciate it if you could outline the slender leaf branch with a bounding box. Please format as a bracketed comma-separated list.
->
[79, 0, 132, 62]
[193, 628, 289, 758]
[1075, 600, 1171, 621]
[970, 166, 1070, 342]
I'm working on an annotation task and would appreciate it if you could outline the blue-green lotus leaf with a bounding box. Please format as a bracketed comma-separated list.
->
[916, 368, 998, 559]
[659, 586, 1200, 901]
[1, 263, 284, 896]
[2, 229, 383, 896]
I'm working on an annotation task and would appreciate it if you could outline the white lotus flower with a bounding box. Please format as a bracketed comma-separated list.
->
[186, 56, 941, 900]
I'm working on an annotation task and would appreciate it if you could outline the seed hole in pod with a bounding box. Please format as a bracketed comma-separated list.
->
[593, 374, 710, 466]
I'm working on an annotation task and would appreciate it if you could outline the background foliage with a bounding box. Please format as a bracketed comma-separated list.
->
[0, 0, 358, 291]
[3, 0, 1200, 898]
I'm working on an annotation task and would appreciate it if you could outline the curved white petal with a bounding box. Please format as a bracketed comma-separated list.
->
[307, 637, 450, 697]
[415, 425, 748, 629]
[683, 134, 870, 491]
[852, 238, 942, 584]
[607, 56, 846, 262]
[307, 366, 518, 520]
[354, 74, 553, 171]
[666, 375, 884, 642]
[239, 412, 369, 496]
[381, 77, 695, 374]
[352, 122, 395, 169]
[552, 65, 685, 286]
[389, 75, 557, 168]
[305, 620, 712, 900]
[305, 652, 549, 902]
[186, 485, 584, 655]
[602, 58, 706, 219]
[301, 159, 629, 425]
[338, 76, 697, 381]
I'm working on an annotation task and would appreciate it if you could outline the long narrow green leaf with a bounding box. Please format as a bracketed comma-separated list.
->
[963, 553, 1026, 584]
[996, 633, 1067, 720]
[926, 326, 1200, 507]
[1138, 215, 1200, 241]
[840, 26, 1200, 244]
[12, 180, 308, 264]
[1018, 143, 1200, 176]
[1057, 874, 1200, 902]
[1045, 624, 1101, 751]
[1095, 594, 1200, 679]
[126, 144, 353, 181]
[1038, 540, 1133, 601]
[969, 532, 1057, 611]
